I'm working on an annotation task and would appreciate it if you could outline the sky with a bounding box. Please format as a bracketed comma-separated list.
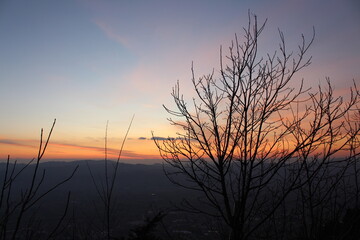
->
[0, 0, 359, 163]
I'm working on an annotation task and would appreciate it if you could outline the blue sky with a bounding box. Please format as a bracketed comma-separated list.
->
[0, 0, 359, 162]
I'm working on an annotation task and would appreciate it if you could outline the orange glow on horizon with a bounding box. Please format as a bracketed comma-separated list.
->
[0, 138, 162, 162]
[1, 135, 356, 164]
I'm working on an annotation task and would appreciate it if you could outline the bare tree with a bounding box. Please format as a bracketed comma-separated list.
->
[87, 116, 134, 240]
[154, 14, 360, 240]
[0, 119, 78, 240]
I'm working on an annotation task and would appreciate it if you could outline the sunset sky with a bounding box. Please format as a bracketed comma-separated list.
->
[0, 0, 359, 163]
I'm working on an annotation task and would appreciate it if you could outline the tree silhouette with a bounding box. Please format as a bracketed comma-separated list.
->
[87, 116, 134, 239]
[127, 211, 166, 240]
[154, 14, 360, 240]
[0, 119, 78, 240]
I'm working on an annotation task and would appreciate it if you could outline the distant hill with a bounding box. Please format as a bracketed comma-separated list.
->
[0, 160, 207, 239]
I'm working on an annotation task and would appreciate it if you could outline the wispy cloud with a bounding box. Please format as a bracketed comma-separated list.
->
[49, 141, 156, 159]
[0, 139, 37, 148]
[93, 19, 129, 48]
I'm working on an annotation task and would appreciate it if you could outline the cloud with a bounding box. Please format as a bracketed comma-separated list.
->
[49, 141, 156, 159]
[150, 136, 167, 141]
[93, 19, 129, 48]
[0, 136, 160, 160]
[51, 142, 105, 152]
[0, 139, 37, 148]
[150, 136, 196, 142]
[151, 136, 175, 141]
[0, 139, 20, 145]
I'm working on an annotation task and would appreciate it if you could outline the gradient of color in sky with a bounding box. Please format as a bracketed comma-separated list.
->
[0, 0, 359, 163]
